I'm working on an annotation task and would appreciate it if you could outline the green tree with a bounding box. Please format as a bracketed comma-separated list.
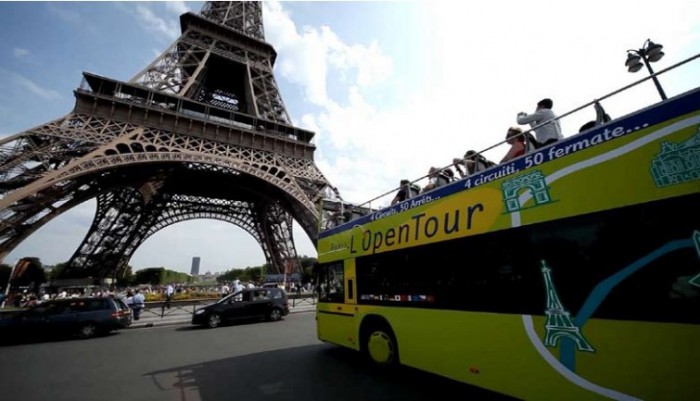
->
[217, 256, 317, 284]
[217, 268, 245, 283]
[133, 267, 192, 285]
[134, 267, 165, 285]
[246, 266, 263, 283]
[48, 261, 70, 280]
[216, 266, 262, 284]
[115, 264, 134, 286]
[298, 255, 318, 284]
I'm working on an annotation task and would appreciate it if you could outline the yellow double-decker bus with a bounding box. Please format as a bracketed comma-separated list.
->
[315, 55, 700, 401]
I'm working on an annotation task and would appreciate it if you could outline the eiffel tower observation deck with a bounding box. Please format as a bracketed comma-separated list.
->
[0, 1, 352, 279]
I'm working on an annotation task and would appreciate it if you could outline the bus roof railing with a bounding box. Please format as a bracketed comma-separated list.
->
[320, 52, 700, 228]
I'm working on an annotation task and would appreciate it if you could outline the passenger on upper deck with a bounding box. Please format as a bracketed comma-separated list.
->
[453, 151, 494, 178]
[579, 121, 597, 133]
[342, 205, 354, 223]
[516, 98, 563, 148]
[500, 127, 528, 163]
[391, 179, 420, 205]
[422, 167, 450, 193]
[579, 101, 612, 133]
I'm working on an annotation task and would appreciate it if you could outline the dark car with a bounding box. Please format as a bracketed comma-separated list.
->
[0, 297, 132, 342]
[192, 287, 289, 328]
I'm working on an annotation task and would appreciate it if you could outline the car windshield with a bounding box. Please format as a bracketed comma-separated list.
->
[21, 302, 64, 316]
[113, 298, 129, 311]
[218, 291, 248, 303]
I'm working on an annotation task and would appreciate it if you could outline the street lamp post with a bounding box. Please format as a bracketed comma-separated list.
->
[625, 39, 668, 100]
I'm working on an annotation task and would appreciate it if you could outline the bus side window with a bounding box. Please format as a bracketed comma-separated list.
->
[317, 262, 345, 303]
[328, 264, 345, 302]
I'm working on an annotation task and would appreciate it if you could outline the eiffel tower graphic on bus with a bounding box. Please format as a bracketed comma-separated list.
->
[540, 260, 595, 352]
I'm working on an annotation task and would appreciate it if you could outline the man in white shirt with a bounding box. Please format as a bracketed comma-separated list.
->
[516, 98, 563, 148]
[233, 279, 244, 301]
[132, 289, 145, 320]
[165, 284, 174, 308]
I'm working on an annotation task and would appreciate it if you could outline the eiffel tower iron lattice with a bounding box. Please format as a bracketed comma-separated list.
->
[0, 1, 345, 278]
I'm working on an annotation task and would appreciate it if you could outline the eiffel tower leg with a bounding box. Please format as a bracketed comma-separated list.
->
[0, 113, 158, 216]
[0, 116, 102, 234]
[0, 116, 151, 263]
[257, 202, 300, 276]
[65, 188, 145, 279]
[0, 187, 99, 263]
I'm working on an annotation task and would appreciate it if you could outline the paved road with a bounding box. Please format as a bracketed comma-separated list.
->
[0, 312, 517, 401]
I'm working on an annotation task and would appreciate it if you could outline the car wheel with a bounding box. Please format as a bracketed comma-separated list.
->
[77, 323, 98, 339]
[207, 313, 222, 328]
[267, 308, 282, 322]
[363, 324, 399, 367]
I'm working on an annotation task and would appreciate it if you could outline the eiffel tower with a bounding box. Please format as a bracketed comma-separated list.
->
[0, 2, 345, 279]
[540, 260, 595, 352]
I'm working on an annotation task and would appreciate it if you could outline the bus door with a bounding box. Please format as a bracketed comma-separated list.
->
[316, 259, 359, 350]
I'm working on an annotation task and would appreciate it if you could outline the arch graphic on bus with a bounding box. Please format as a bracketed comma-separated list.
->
[501, 170, 553, 213]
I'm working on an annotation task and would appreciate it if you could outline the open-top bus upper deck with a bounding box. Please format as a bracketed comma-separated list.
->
[318, 81, 700, 262]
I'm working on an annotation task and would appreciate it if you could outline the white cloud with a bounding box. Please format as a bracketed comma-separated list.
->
[263, 2, 393, 110]
[165, 1, 191, 16]
[263, 1, 402, 205]
[13, 48, 29, 58]
[325, 32, 393, 89]
[133, 4, 181, 41]
[47, 3, 81, 24]
[264, 0, 700, 208]
[2, 69, 63, 100]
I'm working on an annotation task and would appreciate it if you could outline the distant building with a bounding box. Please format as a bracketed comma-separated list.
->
[191, 257, 201, 276]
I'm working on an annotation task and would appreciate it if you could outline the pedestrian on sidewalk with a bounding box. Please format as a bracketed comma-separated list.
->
[220, 283, 230, 298]
[165, 284, 174, 309]
[132, 289, 145, 320]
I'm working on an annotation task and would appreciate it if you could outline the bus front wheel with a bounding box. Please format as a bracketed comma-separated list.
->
[362, 323, 399, 367]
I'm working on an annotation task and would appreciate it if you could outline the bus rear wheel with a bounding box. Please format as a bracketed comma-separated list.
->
[362, 324, 399, 367]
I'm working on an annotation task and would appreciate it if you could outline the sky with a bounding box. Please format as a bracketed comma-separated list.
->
[1, 1, 699, 274]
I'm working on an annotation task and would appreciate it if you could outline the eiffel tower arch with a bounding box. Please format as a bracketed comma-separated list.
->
[0, 1, 342, 279]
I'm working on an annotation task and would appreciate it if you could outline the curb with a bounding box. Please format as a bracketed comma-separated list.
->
[126, 307, 315, 330]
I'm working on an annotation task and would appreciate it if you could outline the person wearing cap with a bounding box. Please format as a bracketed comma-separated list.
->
[516, 98, 563, 148]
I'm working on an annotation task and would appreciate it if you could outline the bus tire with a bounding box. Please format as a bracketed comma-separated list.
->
[361, 319, 399, 368]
